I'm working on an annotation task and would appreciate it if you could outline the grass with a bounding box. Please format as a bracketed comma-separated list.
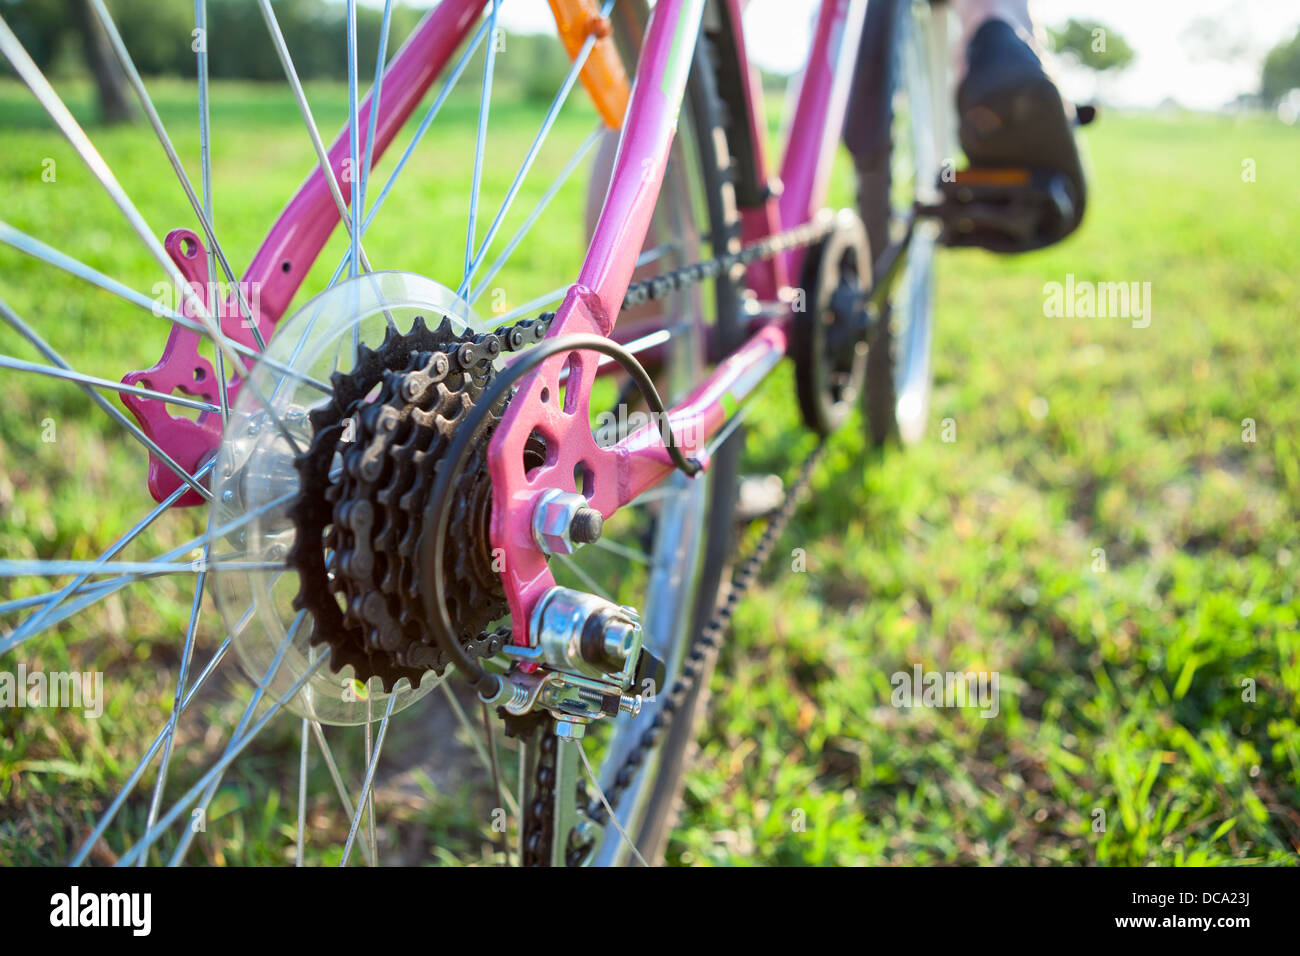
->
[0, 74, 1297, 866]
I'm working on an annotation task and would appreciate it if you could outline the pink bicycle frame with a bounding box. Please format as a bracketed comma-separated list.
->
[487, 0, 867, 643]
[130, 0, 867, 645]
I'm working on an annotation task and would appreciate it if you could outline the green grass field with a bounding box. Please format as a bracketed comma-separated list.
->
[0, 75, 1297, 866]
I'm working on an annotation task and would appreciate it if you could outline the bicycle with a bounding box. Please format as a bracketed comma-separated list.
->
[0, 0, 1070, 866]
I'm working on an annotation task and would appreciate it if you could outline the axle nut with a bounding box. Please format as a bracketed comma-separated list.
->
[532, 489, 602, 554]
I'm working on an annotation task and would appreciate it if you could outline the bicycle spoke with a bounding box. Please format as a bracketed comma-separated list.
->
[0, 296, 211, 501]
[468, 128, 603, 304]
[308, 719, 374, 863]
[160, 610, 310, 866]
[554, 553, 613, 602]
[464, 0, 501, 284]
[488, 285, 570, 328]
[482, 701, 508, 865]
[461, 0, 614, 297]
[296, 717, 309, 866]
[0, 354, 220, 413]
[139, 556, 209, 863]
[326, 17, 492, 290]
[0, 487, 293, 654]
[1, 457, 206, 635]
[347, 0, 362, 282]
[0, 19, 246, 378]
[516, 738, 528, 861]
[0, 559, 278, 577]
[576, 737, 648, 867]
[438, 682, 520, 817]
[362, 696, 377, 866]
[340, 693, 396, 867]
[359, 0, 395, 220]
[255, 0, 376, 278]
[88, 0, 263, 354]
[589, 537, 650, 565]
[68, 635, 231, 865]
[622, 486, 680, 508]
[0, 222, 330, 394]
[0, 23, 305, 458]
[195, 0, 230, 420]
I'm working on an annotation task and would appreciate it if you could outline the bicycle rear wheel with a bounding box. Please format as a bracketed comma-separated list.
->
[853, 0, 947, 447]
[0, 0, 736, 866]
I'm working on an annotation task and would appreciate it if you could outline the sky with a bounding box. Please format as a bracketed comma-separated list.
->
[466, 0, 1300, 111]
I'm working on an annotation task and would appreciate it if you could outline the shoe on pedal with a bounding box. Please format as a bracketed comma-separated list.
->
[945, 18, 1087, 252]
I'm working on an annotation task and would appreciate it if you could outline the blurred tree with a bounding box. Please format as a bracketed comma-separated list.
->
[1048, 19, 1135, 74]
[0, 0, 571, 108]
[1, 0, 138, 123]
[71, 0, 133, 123]
[1261, 29, 1300, 103]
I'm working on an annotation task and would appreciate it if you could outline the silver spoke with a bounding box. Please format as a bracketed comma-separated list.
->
[0, 22, 305, 458]
[308, 720, 374, 864]
[0, 296, 211, 501]
[68, 635, 231, 865]
[636, 242, 679, 268]
[88, 0, 264, 353]
[623, 486, 680, 508]
[464, 0, 501, 284]
[0, 354, 220, 412]
[359, 0, 395, 220]
[460, 0, 614, 297]
[554, 553, 613, 602]
[326, 17, 492, 290]
[0, 222, 330, 394]
[0, 559, 277, 577]
[468, 128, 603, 304]
[296, 718, 309, 866]
[576, 737, 649, 866]
[438, 682, 520, 817]
[362, 697, 377, 866]
[140, 557, 209, 862]
[346, 0, 361, 281]
[0, 17, 247, 379]
[255, 0, 376, 277]
[195, 0, 230, 421]
[340, 693, 397, 867]
[1, 459, 206, 638]
[0, 486, 293, 654]
[161, 610, 309, 866]
[590, 537, 650, 565]
[482, 701, 508, 865]
[488, 286, 570, 328]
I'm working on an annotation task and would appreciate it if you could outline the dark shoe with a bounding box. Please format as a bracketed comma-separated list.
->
[949, 18, 1087, 251]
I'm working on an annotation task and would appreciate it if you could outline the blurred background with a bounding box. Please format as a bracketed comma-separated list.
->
[1, 0, 1297, 865]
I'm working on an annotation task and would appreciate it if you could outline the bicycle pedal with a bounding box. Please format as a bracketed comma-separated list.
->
[920, 166, 1080, 253]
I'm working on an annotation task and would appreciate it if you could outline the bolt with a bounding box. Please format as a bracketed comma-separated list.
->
[569, 506, 603, 544]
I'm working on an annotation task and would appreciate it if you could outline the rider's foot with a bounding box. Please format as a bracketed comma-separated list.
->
[955, 18, 1086, 249]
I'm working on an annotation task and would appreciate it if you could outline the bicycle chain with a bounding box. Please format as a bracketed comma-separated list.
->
[619, 216, 831, 310]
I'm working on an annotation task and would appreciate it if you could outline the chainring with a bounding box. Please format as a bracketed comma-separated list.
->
[792, 210, 873, 436]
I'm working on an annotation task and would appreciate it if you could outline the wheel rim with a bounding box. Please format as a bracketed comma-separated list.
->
[889, 0, 940, 445]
